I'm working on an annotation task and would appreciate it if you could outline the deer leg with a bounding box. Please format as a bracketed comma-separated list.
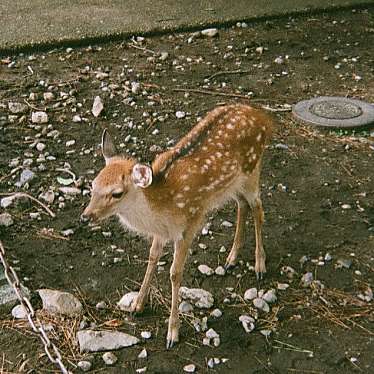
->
[249, 195, 266, 280]
[225, 195, 249, 269]
[130, 236, 164, 313]
[166, 235, 192, 349]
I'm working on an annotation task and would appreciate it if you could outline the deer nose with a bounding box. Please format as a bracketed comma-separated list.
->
[80, 213, 91, 223]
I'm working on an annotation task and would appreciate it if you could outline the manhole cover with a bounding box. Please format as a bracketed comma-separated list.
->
[293, 96, 374, 128]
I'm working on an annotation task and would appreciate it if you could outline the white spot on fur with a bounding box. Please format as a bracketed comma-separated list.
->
[256, 133, 262, 142]
[227, 123, 234, 130]
[183, 186, 190, 191]
[176, 202, 185, 209]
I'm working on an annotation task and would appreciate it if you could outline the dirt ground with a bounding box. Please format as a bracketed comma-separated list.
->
[1, 6, 374, 374]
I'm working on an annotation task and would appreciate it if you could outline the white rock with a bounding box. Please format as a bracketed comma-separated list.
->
[184, 364, 196, 373]
[1, 196, 16, 208]
[221, 220, 233, 227]
[77, 330, 139, 352]
[253, 297, 270, 312]
[73, 115, 82, 123]
[39, 190, 55, 204]
[239, 315, 255, 333]
[260, 329, 272, 337]
[201, 28, 218, 37]
[138, 348, 147, 359]
[324, 253, 332, 262]
[0, 213, 14, 227]
[274, 56, 284, 64]
[215, 266, 225, 276]
[77, 360, 92, 372]
[277, 282, 289, 291]
[36, 142, 46, 152]
[66, 140, 76, 147]
[175, 111, 186, 119]
[117, 292, 139, 312]
[159, 52, 169, 61]
[213, 337, 220, 347]
[38, 289, 83, 316]
[102, 351, 117, 365]
[92, 96, 104, 117]
[131, 82, 141, 94]
[198, 264, 214, 276]
[301, 272, 313, 287]
[8, 102, 28, 114]
[179, 301, 194, 313]
[16, 169, 36, 187]
[262, 289, 277, 304]
[11, 304, 27, 319]
[31, 111, 48, 123]
[141, 331, 151, 339]
[341, 204, 352, 210]
[244, 288, 257, 301]
[206, 328, 219, 339]
[96, 301, 107, 309]
[136, 367, 147, 373]
[202, 337, 210, 345]
[210, 308, 222, 318]
[43, 92, 55, 101]
[255, 46, 264, 54]
[59, 187, 81, 195]
[179, 287, 214, 308]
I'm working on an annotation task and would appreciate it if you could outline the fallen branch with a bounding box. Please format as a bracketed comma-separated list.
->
[207, 69, 252, 81]
[0, 192, 55, 218]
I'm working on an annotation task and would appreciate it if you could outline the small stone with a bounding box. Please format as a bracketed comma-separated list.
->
[337, 258, 352, 269]
[159, 52, 169, 61]
[138, 348, 147, 359]
[198, 264, 214, 276]
[219, 246, 227, 253]
[202, 337, 210, 345]
[277, 282, 289, 291]
[324, 253, 332, 261]
[207, 358, 215, 368]
[8, 102, 28, 114]
[215, 266, 225, 276]
[301, 272, 314, 287]
[274, 56, 284, 64]
[36, 142, 46, 152]
[255, 46, 264, 54]
[102, 352, 117, 365]
[141, 331, 151, 339]
[31, 111, 48, 123]
[210, 308, 222, 318]
[16, 169, 36, 187]
[66, 140, 76, 147]
[206, 328, 219, 339]
[176, 111, 186, 119]
[43, 92, 55, 101]
[179, 301, 194, 313]
[11, 305, 27, 319]
[275, 143, 289, 150]
[201, 28, 218, 37]
[38, 289, 83, 316]
[1, 196, 16, 208]
[117, 292, 139, 311]
[213, 337, 220, 347]
[77, 361, 92, 372]
[262, 289, 277, 304]
[59, 187, 81, 195]
[221, 220, 233, 227]
[92, 96, 104, 117]
[96, 301, 107, 309]
[244, 288, 258, 301]
[260, 329, 272, 337]
[239, 315, 255, 333]
[253, 298, 270, 312]
[73, 115, 82, 123]
[183, 364, 196, 373]
[0, 213, 14, 227]
[179, 287, 214, 308]
[136, 367, 147, 373]
[341, 204, 352, 210]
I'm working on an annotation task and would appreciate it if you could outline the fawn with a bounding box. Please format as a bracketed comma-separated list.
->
[82, 103, 273, 348]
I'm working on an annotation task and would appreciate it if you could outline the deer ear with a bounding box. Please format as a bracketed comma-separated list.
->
[131, 164, 153, 188]
[102, 129, 118, 164]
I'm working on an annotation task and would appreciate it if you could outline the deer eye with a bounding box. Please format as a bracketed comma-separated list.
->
[111, 191, 124, 199]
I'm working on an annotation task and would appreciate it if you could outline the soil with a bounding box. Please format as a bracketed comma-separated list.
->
[1, 6, 374, 374]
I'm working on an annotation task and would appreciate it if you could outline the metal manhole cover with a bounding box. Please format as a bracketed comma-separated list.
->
[293, 96, 374, 128]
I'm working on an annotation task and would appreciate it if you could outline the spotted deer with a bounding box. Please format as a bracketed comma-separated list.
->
[82, 104, 273, 348]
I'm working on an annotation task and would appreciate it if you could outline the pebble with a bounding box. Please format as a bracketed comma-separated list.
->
[36, 142, 46, 152]
[325, 253, 332, 262]
[73, 114, 82, 122]
[215, 266, 225, 276]
[262, 289, 277, 303]
[201, 28, 219, 37]
[0, 213, 14, 227]
[179, 287, 214, 308]
[301, 272, 314, 287]
[179, 301, 194, 313]
[138, 348, 148, 359]
[239, 315, 255, 333]
[341, 204, 352, 210]
[256, 46, 264, 54]
[16, 169, 36, 187]
[96, 301, 107, 309]
[8, 102, 28, 114]
[253, 297, 270, 313]
[198, 264, 214, 276]
[92, 96, 104, 117]
[260, 329, 272, 337]
[337, 258, 352, 269]
[102, 352, 117, 365]
[210, 308, 223, 318]
[77, 361, 92, 372]
[159, 52, 169, 61]
[59, 187, 81, 195]
[38, 289, 83, 316]
[221, 220, 233, 227]
[11, 304, 27, 319]
[43, 92, 54, 101]
[117, 291, 139, 311]
[1, 196, 16, 208]
[136, 367, 147, 373]
[274, 56, 284, 64]
[176, 111, 186, 119]
[183, 364, 196, 373]
[31, 111, 48, 123]
[244, 288, 258, 301]
[141, 331, 152, 339]
[277, 282, 289, 290]
[66, 140, 76, 147]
